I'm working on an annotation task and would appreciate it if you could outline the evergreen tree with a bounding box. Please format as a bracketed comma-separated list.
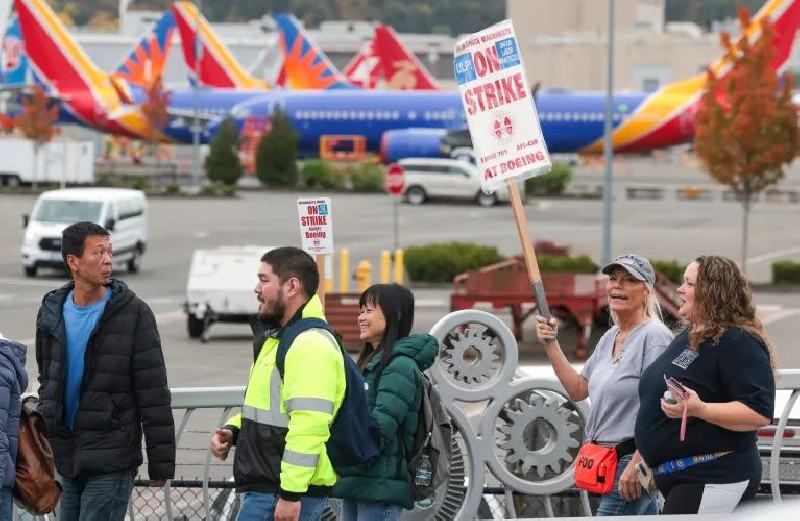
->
[204, 116, 243, 186]
[255, 108, 299, 187]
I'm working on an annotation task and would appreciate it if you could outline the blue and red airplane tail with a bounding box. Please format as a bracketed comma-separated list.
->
[1, 12, 29, 87]
[274, 13, 354, 90]
[112, 10, 175, 87]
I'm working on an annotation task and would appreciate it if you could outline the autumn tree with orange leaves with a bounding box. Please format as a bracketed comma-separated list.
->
[694, 8, 798, 275]
[14, 85, 59, 189]
[140, 75, 170, 161]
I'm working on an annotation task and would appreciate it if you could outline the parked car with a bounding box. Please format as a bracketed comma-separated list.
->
[396, 157, 515, 207]
[21, 188, 148, 277]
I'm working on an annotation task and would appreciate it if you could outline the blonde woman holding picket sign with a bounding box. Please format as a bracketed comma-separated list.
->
[536, 254, 672, 516]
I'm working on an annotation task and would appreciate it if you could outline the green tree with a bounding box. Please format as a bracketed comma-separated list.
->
[204, 116, 243, 186]
[694, 8, 798, 274]
[255, 108, 299, 187]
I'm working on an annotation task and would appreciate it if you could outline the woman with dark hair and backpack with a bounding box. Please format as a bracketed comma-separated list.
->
[333, 284, 438, 521]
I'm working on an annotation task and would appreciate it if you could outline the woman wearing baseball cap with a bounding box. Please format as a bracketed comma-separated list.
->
[536, 253, 672, 516]
[634, 256, 775, 514]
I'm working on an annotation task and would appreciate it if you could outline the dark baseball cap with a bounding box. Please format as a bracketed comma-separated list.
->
[601, 254, 656, 286]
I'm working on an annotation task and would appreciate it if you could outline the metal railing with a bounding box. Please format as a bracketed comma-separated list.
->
[17, 369, 800, 520]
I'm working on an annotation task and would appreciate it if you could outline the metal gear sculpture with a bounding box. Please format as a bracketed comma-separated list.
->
[430, 310, 592, 517]
[497, 393, 581, 478]
[441, 328, 501, 384]
[324, 309, 592, 519]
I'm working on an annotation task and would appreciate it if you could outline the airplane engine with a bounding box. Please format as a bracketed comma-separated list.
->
[379, 128, 448, 163]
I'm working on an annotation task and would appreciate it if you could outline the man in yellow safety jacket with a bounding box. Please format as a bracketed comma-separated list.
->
[210, 246, 345, 521]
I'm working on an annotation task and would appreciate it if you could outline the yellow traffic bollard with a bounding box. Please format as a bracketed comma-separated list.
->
[393, 249, 404, 284]
[355, 260, 372, 293]
[380, 250, 391, 283]
[326, 252, 334, 293]
[340, 249, 349, 293]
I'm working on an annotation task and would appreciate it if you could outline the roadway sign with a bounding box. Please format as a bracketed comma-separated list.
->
[385, 164, 405, 196]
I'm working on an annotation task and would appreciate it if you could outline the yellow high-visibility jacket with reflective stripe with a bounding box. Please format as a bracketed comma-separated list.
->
[226, 295, 346, 498]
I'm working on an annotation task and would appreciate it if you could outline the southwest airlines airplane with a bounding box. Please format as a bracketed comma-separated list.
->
[13, 0, 800, 158]
[217, 0, 800, 161]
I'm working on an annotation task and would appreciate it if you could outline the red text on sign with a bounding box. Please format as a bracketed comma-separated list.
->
[483, 151, 546, 180]
[301, 215, 328, 226]
[462, 72, 527, 116]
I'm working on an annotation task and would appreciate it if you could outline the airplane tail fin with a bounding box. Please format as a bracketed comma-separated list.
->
[1, 12, 29, 86]
[14, 0, 109, 97]
[373, 24, 440, 90]
[172, 0, 268, 90]
[112, 10, 175, 87]
[709, 0, 800, 80]
[344, 41, 380, 88]
[274, 13, 353, 90]
[596, 0, 800, 153]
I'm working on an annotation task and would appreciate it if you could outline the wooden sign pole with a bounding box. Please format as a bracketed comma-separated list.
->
[505, 180, 551, 320]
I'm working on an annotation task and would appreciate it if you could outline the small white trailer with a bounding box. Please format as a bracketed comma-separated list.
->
[184, 245, 274, 342]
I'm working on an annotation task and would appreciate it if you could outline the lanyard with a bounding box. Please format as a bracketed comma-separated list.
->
[680, 400, 687, 441]
[652, 451, 733, 476]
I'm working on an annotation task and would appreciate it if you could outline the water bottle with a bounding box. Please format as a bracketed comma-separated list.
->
[414, 454, 433, 487]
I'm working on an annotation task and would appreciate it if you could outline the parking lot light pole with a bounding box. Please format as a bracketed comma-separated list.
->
[602, 0, 615, 266]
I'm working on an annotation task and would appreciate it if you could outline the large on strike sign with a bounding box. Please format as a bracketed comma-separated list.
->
[385, 164, 405, 196]
[297, 198, 333, 255]
[454, 20, 551, 193]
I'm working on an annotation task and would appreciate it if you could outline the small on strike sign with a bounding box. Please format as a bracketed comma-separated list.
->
[297, 198, 333, 255]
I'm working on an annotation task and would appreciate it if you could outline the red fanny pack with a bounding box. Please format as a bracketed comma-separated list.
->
[574, 442, 618, 494]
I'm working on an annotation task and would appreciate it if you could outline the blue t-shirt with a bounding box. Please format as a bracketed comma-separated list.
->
[63, 288, 112, 430]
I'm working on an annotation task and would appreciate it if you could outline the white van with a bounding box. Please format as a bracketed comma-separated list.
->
[397, 157, 515, 207]
[21, 188, 148, 277]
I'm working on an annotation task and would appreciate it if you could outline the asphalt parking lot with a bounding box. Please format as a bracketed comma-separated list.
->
[1, 174, 799, 391]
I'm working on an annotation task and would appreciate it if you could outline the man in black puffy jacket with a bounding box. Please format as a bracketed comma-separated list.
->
[35, 222, 175, 521]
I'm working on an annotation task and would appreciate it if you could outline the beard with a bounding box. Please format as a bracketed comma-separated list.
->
[258, 293, 286, 324]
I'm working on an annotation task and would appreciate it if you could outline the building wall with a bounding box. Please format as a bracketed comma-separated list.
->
[508, 0, 724, 91]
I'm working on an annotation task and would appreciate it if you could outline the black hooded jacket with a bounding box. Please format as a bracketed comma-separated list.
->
[35, 279, 175, 479]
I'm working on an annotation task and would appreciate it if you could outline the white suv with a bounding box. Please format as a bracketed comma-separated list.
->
[397, 158, 513, 207]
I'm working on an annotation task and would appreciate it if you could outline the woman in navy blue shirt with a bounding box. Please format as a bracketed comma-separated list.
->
[635, 256, 775, 514]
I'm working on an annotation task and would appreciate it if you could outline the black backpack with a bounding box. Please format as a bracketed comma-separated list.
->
[378, 356, 453, 501]
[276, 317, 380, 471]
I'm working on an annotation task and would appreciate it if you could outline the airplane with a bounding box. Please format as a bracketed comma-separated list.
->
[12, 0, 204, 140]
[214, 0, 799, 162]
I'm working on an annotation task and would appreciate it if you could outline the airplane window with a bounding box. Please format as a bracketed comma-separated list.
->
[367, 111, 374, 119]
[564, 113, 571, 121]
[392, 111, 400, 119]
[350, 111, 357, 119]
[423, 112, 430, 120]
[358, 110, 366, 118]
[408, 111, 417, 120]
